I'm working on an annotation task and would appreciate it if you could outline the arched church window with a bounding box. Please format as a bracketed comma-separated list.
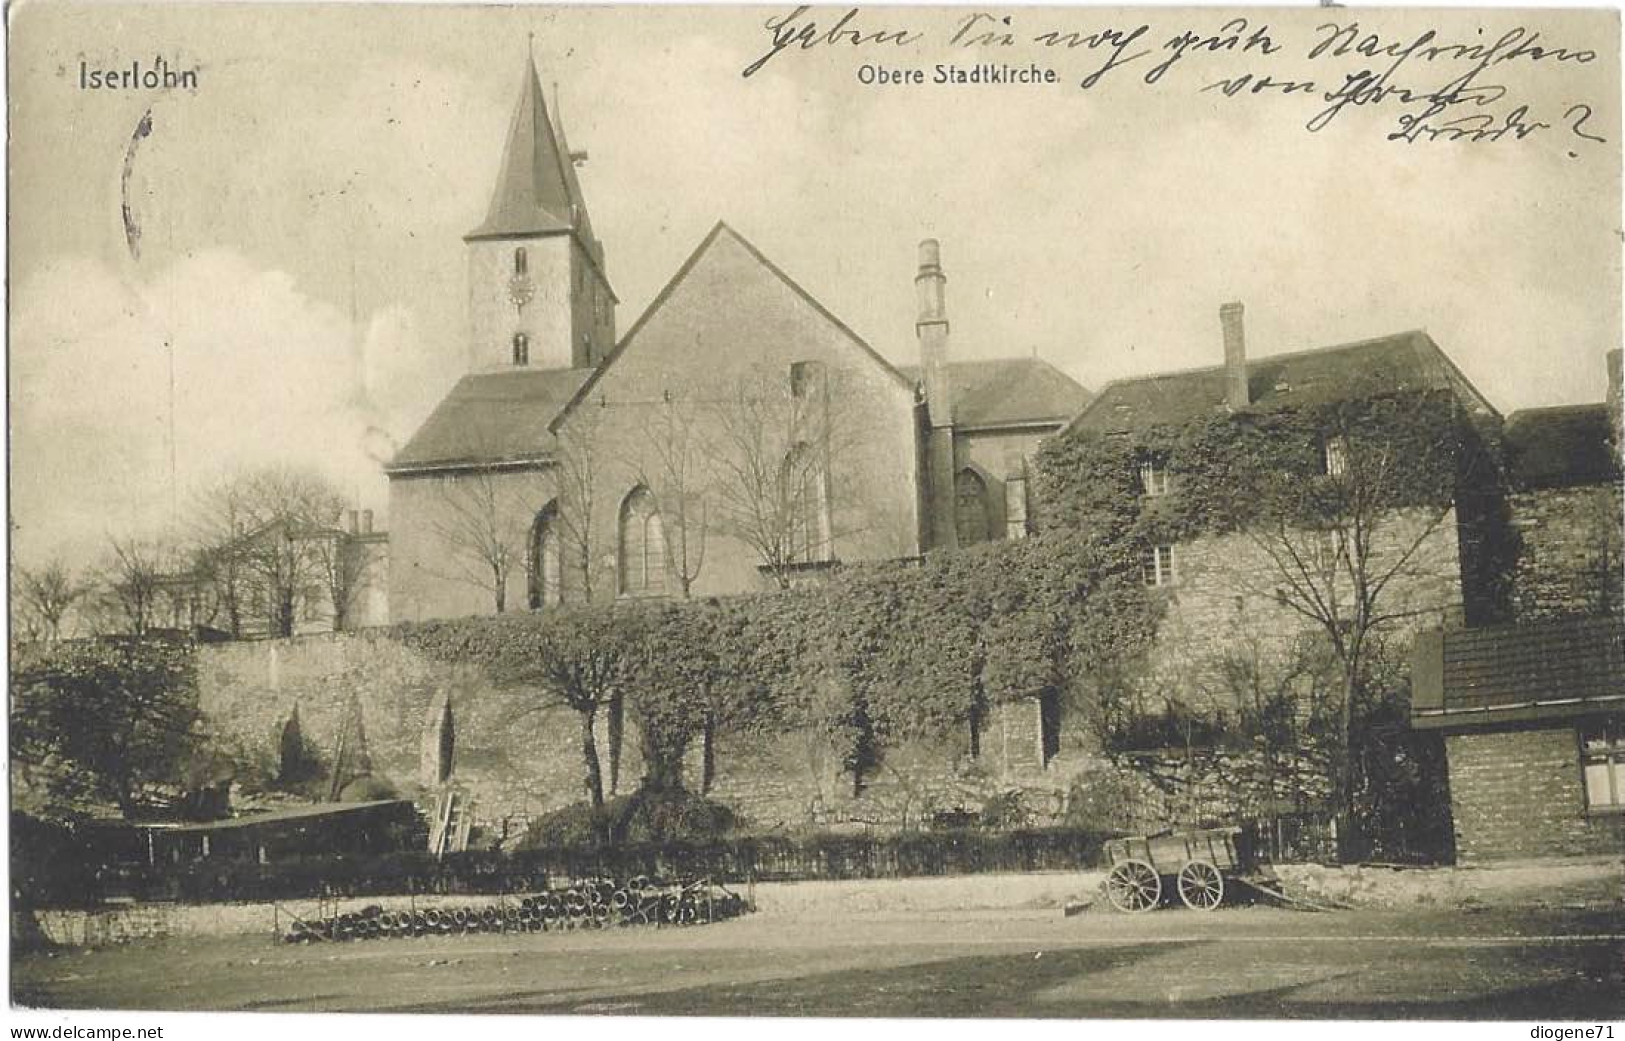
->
[784, 442, 831, 563]
[528, 502, 562, 609]
[512, 333, 529, 366]
[513, 247, 528, 276]
[618, 487, 667, 595]
[955, 469, 990, 545]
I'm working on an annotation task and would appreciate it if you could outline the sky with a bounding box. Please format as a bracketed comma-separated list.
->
[7, 2, 1621, 571]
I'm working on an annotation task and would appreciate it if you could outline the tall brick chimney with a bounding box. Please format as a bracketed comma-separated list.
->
[1607, 348, 1622, 459]
[1221, 301, 1248, 410]
[916, 239, 958, 550]
[916, 239, 954, 428]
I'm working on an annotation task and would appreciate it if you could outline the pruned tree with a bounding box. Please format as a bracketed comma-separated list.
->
[397, 606, 636, 810]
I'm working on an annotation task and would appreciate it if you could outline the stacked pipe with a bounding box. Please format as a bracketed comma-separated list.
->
[282, 877, 748, 943]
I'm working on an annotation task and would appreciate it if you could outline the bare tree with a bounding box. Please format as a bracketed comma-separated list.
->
[426, 466, 531, 614]
[1207, 387, 1477, 857]
[624, 397, 710, 598]
[553, 405, 607, 603]
[100, 536, 168, 637]
[308, 529, 377, 632]
[189, 466, 348, 636]
[704, 363, 871, 589]
[188, 475, 256, 638]
[12, 559, 91, 642]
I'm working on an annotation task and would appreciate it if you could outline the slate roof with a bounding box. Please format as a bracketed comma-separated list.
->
[1412, 615, 1625, 731]
[896, 357, 1092, 429]
[1067, 330, 1496, 436]
[387, 367, 593, 472]
[1503, 403, 1620, 490]
[465, 55, 605, 270]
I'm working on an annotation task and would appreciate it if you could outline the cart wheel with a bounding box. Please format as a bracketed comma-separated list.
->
[1105, 859, 1162, 913]
[1177, 859, 1225, 911]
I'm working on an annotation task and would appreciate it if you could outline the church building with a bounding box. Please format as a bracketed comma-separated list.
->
[384, 56, 1090, 621]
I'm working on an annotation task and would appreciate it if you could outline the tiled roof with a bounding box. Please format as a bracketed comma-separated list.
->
[388, 368, 593, 472]
[465, 55, 600, 263]
[1067, 330, 1492, 435]
[1412, 615, 1625, 730]
[896, 357, 1092, 429]
[1504, 403, 1619, 489]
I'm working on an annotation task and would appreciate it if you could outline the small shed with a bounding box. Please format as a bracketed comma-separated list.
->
[136, 800, 421, 867]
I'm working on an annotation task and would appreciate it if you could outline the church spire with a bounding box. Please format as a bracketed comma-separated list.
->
[465, 52, 588, 241]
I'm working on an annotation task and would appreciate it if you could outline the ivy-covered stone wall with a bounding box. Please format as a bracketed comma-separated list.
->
[1508, 483, 1624, 622]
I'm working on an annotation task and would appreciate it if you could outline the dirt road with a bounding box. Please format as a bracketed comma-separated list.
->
[14, 902, 1624, 1018]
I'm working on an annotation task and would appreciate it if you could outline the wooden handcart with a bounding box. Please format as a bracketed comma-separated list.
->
[1102, 826, 1254, 912]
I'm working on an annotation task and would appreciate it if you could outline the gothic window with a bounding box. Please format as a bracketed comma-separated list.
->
[1004, 472, 1030, 540]
[512, 333, 529, 366]
[528, 502, 562, 609]
[790, 360, 826, 399]
[513, 247, 528, 276]
[618, 486, 667, 595]
[954, 469, 990, 545]
[784, 441, 831, 564]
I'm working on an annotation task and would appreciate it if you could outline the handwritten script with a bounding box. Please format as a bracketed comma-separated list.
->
[742, 7, 1606, 152]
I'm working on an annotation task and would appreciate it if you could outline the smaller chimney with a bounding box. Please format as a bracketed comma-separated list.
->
[916, 239, 954, 428]
[1607, 348, 1622, 455]
[348, 509, 359, 534]
[361, 509, 374, 535]
[1220, 301, 1248, 409]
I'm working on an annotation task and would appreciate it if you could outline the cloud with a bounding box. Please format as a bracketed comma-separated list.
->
[9, 250, 446, 567]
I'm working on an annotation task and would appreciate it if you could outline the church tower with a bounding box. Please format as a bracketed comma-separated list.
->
[464, 54, 616, 373]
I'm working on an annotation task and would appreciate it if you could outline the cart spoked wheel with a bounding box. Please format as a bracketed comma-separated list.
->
[1177, 859, 1225, 911]
[1105, 859, 1162, 913]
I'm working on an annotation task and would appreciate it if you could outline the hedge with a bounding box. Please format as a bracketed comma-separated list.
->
[29, 827, 1117, 908]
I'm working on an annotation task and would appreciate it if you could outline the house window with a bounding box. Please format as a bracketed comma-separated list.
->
[618, 487, 667, 595]
[784, 442, 831, 564]
[1141, 545, 1175, 587]
[954, 469, 990, 545]
[513, 247, 528, 276]
[1580, 722, 1624, 813]
[528, 503, 562, 609]
[512, 333, 529, 366]
[1310, 529, 1340, 573]
[1322, 435, 1350, 477]
[1139, 455, 1170, 497]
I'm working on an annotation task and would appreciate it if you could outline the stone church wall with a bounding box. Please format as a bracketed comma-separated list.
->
[387, 467, 559, 624]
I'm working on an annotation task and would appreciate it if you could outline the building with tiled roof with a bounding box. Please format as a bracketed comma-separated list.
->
[385, 55, 1089, 621]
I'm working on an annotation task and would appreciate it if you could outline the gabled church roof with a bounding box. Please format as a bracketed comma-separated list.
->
[896, 357, 1091, 430]
[465, 54, 599, 256]
[549, 221, 916, 432]
[387, 367, 594, 473]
